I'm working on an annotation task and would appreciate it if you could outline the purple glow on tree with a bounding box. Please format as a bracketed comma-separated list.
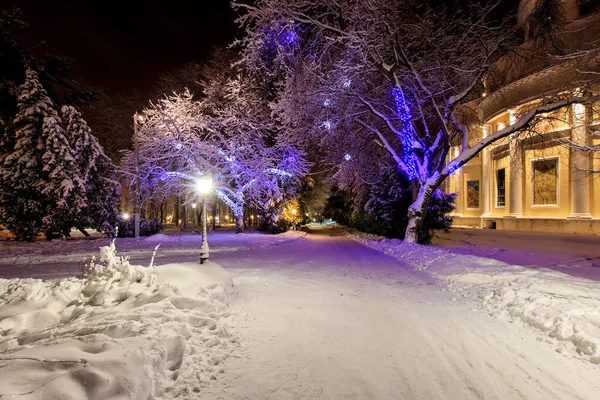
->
[322, 120, 332, 130]
[392, 87, 418, 180]
[280, 28, 298, 46]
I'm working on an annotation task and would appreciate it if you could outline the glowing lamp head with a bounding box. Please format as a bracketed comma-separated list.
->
[292, 209, 297, 215]
[195, 176, 213, 194]
[122, 213, 130, 220]
[192, 203, 197, 209]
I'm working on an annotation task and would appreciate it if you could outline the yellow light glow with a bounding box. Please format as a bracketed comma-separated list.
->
[195, 176, 213, 194]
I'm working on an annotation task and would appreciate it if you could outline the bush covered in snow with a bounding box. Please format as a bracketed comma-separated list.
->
[116, 217, 164, 238]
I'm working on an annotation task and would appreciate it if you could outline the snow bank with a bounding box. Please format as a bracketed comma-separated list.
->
[350, 231, 600, 364]
[0, 240, 236, 399]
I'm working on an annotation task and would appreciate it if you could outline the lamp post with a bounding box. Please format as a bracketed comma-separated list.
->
[133, 112, 145, 239]
[195, 176, 213, 264]
[191, 203, 197, 232]
[292, 209, 297, 231]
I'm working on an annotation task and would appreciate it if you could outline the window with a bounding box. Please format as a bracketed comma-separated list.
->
[466, 180, 480, 209]
[496, 169, 505, 207]
[532, 158, 558, 205]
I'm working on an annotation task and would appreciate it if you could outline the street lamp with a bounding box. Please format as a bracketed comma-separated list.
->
[195, 176, 213, 264]
[133, 112, 145, 239]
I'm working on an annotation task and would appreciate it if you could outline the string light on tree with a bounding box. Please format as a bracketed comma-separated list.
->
[344, 153, 352, 161]
[392, 86, 418, 180]
[322, 120, 332, 130]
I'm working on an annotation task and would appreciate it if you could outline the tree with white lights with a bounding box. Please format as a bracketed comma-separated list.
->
[122, 76, 308, 233]
[235, 0, 600, 243]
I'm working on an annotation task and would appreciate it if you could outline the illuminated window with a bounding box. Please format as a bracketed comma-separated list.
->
[496, 169, 505, 207]
[466, 180, 480, 209]
[532, 158, 558, 205]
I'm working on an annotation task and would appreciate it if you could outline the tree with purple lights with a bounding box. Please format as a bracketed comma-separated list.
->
[235, 0, 600, 243]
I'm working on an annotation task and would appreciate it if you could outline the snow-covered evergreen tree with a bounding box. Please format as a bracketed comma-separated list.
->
[0, 69, 57, 240]
[62, 105, 119, 235]
[40, 113, 87, 233]
[0, 69, 115, 240]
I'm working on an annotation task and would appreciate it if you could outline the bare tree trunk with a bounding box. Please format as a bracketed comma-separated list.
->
[235, 212, 244, 234]
[174, 197, 180, 228]
[211, 198, 217, 231]
[404, 175, 444, 244]
[182, 205, 187, 231]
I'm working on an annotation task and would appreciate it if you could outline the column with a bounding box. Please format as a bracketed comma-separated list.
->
[568, 102, 592, 219]
[508, 111, 523, 217]
[481, 125, 491, 217]
[453, 146, 464, 216]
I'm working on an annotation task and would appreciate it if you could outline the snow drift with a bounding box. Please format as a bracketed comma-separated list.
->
[0, 240, 236, 399]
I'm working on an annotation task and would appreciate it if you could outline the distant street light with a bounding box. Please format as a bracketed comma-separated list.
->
[194, 176, 213, 264]
[122, 213, 130, 220]
[133, 112, 145, 239]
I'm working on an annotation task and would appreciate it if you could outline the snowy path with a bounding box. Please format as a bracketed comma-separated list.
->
[203, 231, 600, 400]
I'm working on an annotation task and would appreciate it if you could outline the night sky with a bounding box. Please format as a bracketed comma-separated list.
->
[4, 0, 239, 94]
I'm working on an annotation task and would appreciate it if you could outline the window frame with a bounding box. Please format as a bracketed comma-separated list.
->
[530, 156, 560, 208]
[495, 168, 506, 208]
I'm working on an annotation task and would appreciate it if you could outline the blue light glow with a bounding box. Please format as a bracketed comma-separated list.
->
[344, 153, 352, 161]
[392, 87, 418, 180]
[322, 120, 332, 130]
[323, 98, 332, 107]
[280, 29, 298, 45]
[343, 78, 352, 88]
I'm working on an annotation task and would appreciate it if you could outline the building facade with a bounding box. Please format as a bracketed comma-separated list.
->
[449, 0, 600, 234]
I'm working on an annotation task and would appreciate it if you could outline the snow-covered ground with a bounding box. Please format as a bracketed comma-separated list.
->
[1, 226, 599, 399]
[0, 227, 305, 279]
[351, 230, 600, 365]
[432, 227, 600, 280]
[0, 239, 236, 399]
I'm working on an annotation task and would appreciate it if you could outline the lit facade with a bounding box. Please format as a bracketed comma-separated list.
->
[449, 0, 600, 233]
